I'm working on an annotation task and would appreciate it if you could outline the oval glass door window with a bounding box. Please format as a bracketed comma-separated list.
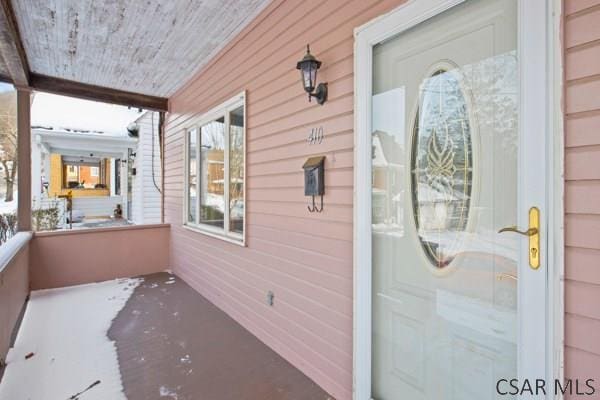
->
[410, 68, 473, 269]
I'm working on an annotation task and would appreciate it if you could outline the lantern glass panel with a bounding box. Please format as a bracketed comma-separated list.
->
[301, 61, 317, 93]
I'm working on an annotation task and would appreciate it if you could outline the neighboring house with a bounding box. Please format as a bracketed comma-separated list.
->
[130, 111, 162, 224]
[31, 117, 160, 225]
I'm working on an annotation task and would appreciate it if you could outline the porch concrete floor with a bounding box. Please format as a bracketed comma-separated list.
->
[0, 272, 332, 400]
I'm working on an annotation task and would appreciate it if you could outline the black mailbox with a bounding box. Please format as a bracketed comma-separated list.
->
[303, 156, 325, 212]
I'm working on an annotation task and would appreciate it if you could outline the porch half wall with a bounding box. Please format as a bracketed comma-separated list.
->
[164, 0, 408, 398]
[0, 234, 30, 365]
[564, 0, 600, 387]
[29, 224, 170, 290]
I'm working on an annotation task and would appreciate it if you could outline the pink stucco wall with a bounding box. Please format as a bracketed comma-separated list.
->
[164, 1, 407, 398]
[564, 0, 600, 394]
[0, 233, 30, 363]
[29, 224, 170, 290]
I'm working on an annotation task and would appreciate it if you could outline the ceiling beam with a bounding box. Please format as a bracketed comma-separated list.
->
[0, 0, 29, 85]
[30, 73, 169, 112]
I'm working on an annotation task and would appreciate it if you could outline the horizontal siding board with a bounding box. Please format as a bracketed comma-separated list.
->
[565, 280, 600, 320]
[565, 313, 600, 355]
[566, 44, 600, 81]
[566, 180, 600, 214]
[566, 78, 600, 114]
[565, 247, 600, 285]
[566, 214, 600, 249]
[565, 0, 600, 16]
[564, 346, 600, 385]
[565, 7, 600, 48]
[565, 113, 600, 147]
[565, 145, 600, 180]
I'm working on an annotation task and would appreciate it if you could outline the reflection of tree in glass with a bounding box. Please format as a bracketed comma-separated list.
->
[229, 107, 244, 234]
[229, 110, 244, 203]
[200, 119, 225, 227]
[461, 50, 518, 154]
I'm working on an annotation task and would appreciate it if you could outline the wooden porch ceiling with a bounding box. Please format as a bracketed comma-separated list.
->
[0, 0, 271, 110]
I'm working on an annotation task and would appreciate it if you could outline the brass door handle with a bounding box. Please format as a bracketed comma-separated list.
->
[498, 226, 538, 236]
[497, 272, 517, 282]
[498, 207, 541, 270]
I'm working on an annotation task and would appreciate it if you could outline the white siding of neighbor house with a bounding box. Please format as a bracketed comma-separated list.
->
[131, 112, 162, 224]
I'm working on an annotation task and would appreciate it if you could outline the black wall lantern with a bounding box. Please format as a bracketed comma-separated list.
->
[296, 45, 327, 105]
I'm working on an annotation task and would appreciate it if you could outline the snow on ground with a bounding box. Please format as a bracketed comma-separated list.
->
[0, 193, 17, 214]
[0, 277, 142, 400]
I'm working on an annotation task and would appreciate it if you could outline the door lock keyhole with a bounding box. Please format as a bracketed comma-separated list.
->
[530, 247, 538, 258]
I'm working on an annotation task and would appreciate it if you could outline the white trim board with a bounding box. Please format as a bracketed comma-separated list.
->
[352, 0, 563, 399]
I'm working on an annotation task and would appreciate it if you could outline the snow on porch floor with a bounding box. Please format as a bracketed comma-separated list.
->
[0, 272, 332, 400]
[0, 277, 141, 400]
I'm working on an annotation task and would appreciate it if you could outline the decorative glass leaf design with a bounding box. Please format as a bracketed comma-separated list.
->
[410, 69, 473, 268]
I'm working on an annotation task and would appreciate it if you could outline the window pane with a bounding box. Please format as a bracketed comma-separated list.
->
[229, 106, 244, 235]
[187, 129, 197, 223]
[200, 117, 225, 229]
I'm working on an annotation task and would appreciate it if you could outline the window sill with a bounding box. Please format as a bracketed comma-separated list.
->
[182, 224, 245, 247]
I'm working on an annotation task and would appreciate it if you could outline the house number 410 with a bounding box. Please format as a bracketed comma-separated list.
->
[308, 126, 324, 145]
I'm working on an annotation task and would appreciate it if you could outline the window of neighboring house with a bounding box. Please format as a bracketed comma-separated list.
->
[62, 159, 107, 189]
[184, 92, 245, 244]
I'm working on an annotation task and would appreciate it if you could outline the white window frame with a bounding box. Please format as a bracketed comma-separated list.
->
[183, 91, 246, 246]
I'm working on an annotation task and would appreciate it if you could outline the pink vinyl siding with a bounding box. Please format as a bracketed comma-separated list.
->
[564, 0, 600, 391]
[164, 0, 406, 398]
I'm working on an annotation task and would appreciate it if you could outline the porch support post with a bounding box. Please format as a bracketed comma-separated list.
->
[17, 87, 31, 231]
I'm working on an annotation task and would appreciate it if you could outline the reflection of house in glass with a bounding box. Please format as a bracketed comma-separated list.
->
[371, 130, 404, 230]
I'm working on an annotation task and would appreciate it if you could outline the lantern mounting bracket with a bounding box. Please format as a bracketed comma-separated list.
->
[310, 82, 328, 105]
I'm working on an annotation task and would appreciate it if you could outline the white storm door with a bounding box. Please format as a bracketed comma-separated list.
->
[354, 0, 549, 399]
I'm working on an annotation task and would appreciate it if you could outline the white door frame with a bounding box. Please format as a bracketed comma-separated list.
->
[352, 0, 563, 399]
